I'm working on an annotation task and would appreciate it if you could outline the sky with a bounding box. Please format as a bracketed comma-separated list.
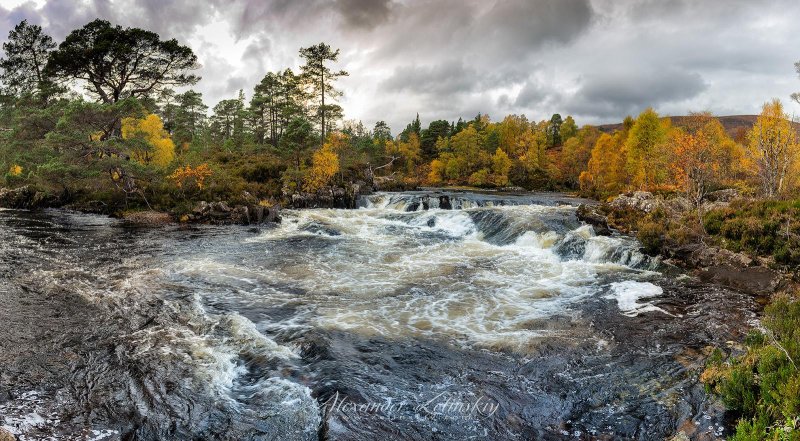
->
[1, 0, 800, 133]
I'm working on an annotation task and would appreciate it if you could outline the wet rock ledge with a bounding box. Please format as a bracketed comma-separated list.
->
[577, 190, 787, 297]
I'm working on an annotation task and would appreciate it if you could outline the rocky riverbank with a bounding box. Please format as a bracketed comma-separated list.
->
[577, 190, 790, 298]
[0, 181, 381, 226]
[0, 185, 283, 227]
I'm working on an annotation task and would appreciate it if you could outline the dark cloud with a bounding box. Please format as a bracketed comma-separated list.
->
[514, 81, 551, 108]
[382, 60, 480, 96]
[563, 68, 708, 118]
[475, 0, 594, 59]
[38, 0, 98, 39]
[107, 0, 212, 39]
[333, 0, 393, 30]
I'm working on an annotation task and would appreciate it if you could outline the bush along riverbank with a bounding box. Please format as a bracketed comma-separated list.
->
[578, 190, 800, 439]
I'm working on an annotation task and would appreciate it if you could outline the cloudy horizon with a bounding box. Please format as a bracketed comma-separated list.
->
[1, 0, 799, 132]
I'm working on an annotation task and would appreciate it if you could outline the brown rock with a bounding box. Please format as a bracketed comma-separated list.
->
[122, 210, 173, 226]
[0, 427, 16, 441]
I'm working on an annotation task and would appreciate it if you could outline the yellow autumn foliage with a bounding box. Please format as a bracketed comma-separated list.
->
[8, 164, 22, 177]
[122, 114, 175, 167]
[304, 142, 340, 192]
[747, 99, 800, 196]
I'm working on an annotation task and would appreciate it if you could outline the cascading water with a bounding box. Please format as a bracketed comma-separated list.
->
[0, 193, 757, 440]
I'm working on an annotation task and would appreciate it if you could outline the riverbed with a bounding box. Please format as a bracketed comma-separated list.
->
[0, 191, 757, 440]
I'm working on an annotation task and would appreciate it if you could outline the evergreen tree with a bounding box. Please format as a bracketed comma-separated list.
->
[0, 20, 57, 98]
[299, 43, 348, 147]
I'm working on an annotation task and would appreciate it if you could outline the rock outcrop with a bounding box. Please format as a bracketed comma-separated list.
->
[668, 243, 784, 296]
[187, 201, 281, 225]
[0, 186, 61, 209]
[576, 204, 611, 236]
[610, 191, 659, 213]
[286, 182, 371, 209]
[579, 189, 785, 296]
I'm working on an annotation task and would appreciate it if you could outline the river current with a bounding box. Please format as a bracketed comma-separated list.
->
[0, 191, 757, 440]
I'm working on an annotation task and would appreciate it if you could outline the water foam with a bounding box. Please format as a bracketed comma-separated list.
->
[606, 281, 669, 317]
[205, 201, 658, 350]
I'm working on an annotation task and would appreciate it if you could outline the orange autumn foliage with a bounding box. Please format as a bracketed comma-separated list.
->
[169, 163, 212, 190]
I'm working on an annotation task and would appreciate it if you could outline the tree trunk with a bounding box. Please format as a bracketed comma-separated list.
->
[321, 70, 325, 148]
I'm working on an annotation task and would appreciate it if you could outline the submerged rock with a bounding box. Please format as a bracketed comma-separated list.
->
[286, 183, 369, 209]
[0, 428, 15, 441]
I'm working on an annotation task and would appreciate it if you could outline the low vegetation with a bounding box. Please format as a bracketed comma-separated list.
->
[703, 199, 800, 268]
[702, 295, 800, 440]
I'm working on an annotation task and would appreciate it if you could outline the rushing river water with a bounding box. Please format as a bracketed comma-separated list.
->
[0, 191, 758, 440]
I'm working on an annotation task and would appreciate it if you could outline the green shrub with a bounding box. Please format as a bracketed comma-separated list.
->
[636, 220, 664, 255]
[702, 199, 800, 267]
[703, 295, 800, 440]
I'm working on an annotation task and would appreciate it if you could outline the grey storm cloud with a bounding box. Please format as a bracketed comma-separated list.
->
[382, 60, 481, 96]
[1, 0, 799, 130]
[332, 0, 393, 30]
[562, 68, 709, 118]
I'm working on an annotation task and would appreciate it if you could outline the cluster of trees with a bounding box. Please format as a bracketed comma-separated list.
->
[383, 102, 799, 205]
[577, 102, 799, 203]
[0, 19, 363, 209]
[380, 112, 582, 190]
[1, 18, 799, 214]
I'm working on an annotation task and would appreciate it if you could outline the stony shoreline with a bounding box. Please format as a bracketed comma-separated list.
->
[577, 190, 790, 298]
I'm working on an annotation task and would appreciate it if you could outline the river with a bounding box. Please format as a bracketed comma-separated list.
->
[0, 191, 757, 440]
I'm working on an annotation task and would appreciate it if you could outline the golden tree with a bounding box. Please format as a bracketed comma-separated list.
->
[747, 99, 799, 197]
[580, 132, 627, 197]
[385, 132, 421, 175]
[304, 141, 340, 192]
[491, 148, 512, 186]
[121, 113, 175, 167]
[625, 108, 669, 190]
[168, 163, 213, 192]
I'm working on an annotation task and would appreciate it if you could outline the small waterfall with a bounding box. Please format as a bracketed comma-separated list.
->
[358, 191, 585, 212]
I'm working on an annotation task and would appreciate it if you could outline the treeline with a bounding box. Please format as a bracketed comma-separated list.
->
[1, 18, 799, 216]
[388, 101, 799, 204]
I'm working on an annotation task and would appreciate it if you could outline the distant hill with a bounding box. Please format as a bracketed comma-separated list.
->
[594, 115, 779, 141]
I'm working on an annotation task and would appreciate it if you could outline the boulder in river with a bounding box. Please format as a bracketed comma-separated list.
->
[122, 210, 174, 226]
[286, 184, 367, 209]
[576, 204, 611, 236]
